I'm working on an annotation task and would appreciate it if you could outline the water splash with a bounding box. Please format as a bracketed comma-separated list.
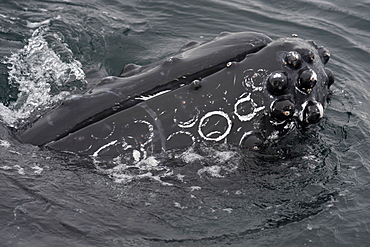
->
[181, 145, 241, 178]
[0, 26, 86, 127]
[93, 154, 175, 185]
[92, 144, 242, 185]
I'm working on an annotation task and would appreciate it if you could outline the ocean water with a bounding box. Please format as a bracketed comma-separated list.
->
[0, 0, 369, 246]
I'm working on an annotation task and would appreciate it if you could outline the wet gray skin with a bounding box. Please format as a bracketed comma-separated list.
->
[18, 32, 334, 156]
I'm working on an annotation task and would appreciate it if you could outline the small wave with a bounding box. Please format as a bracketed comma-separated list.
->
[1, 26, 86, 127]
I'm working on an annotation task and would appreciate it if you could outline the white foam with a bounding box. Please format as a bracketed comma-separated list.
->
[132, 150, 141, 162]
[95, 144, 240, 185]
[0, 140, 11, 148]
[1, 26, 85, 127]
[31, 164, 43, 175]
[176, 174, 185, 182]
[0, 165, 12, 170]
[14, 165, 25, 175]
[26, 19, 51, 28]
[173, 201, 187, 209]
[190, 186, 202, 191]
[196, 147, 240, 177]
[198, 165, 224, 178]
[95, 154, 174, 185]
[180, 148, 204, 163]
[223, 208, 233, 213]
[213, 150, 238, 163]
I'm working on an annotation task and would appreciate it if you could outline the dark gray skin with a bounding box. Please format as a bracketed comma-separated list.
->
[18, 32, 334, 157]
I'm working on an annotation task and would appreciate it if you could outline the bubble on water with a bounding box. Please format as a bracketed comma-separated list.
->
[1, 26, 86, 127]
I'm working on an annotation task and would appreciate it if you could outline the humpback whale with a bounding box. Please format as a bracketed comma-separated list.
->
[18, 32, 334, 157]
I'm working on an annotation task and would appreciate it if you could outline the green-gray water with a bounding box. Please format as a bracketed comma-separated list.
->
[0, 0, 369, 246]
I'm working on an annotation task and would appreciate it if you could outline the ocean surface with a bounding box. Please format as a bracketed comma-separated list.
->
[0, 0, 369, 246]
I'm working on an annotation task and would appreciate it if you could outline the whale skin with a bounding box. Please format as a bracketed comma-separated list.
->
[18, 32, 334, 157]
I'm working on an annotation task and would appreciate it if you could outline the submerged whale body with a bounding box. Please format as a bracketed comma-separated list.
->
[18, 32, 334, 157]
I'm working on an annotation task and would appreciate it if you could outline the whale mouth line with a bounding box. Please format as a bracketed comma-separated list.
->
[51, 45, 267, 143]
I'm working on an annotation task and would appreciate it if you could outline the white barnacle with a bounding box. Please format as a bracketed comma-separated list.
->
[198, 111, 232, 142]
[133, 120, 154, 147]
[238, 131, 253, 146]
[272, 73, 283, 79]
[234, 93, 265, 122]
[92, 140, 118, 157]
[177, 110, 199, 129]
[310, 70, 318, 82]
